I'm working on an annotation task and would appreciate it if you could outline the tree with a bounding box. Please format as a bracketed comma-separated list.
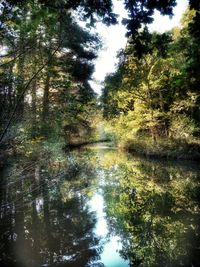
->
[101, 6, 200, 146]
[0, 0, 119, 144]
[0, 0, 110, 144]
[102, 32, 175, 140]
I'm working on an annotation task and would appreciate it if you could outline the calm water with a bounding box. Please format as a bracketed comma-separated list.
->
[1, 144, 200, 267]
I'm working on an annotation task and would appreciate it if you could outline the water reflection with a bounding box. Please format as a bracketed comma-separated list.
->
[89, 193, 128, 267]
[1, 145, 200, 267]
[98, 149, 200, 267]
[0, 149, 102, 267]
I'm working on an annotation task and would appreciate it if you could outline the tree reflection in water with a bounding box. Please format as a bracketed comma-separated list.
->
[1, 146, 200, 267]
[100, 150, 200, 267]
[0, 147, 103, 267]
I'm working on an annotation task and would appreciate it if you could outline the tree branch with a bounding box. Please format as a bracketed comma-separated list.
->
[0, 40, 63, 144]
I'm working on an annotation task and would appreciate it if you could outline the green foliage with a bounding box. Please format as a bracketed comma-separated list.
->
[101, 7, 200, 158]
[0, 0, 103, 146]
[169, 114, 198, 139]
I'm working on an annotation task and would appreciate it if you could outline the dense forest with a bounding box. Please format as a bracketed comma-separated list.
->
[101, 2, 200, 159]
[1, 0, 200, 159]
[1, 1, 200, 267]
[0, 0, 107, 150]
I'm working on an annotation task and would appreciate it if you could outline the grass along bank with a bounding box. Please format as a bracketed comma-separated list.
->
[119, 137, 200, 160]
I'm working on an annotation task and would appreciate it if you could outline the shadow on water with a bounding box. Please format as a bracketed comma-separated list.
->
[1, 144, 200, 267]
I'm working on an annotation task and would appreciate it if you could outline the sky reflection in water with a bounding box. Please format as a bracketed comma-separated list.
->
[1, 146, 200, 267]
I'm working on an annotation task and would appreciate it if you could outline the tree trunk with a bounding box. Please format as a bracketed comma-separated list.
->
[16, 27, 26, 118]
[31, 78, 37, 137]
[42, 70, 50, 136]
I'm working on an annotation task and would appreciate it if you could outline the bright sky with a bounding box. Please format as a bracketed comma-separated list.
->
[90, 0, 188, 95]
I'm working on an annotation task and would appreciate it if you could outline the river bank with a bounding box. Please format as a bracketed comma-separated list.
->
[119, 137, 200, 161]
[65, 135, 200, 161]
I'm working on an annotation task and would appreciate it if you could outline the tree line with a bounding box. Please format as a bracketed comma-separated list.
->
[1, 0, 200, 155]
[101, 4, 200, 159]
[0, 0, 117, 146]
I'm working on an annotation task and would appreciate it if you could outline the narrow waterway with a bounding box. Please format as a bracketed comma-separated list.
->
[1, 144, 200, 267]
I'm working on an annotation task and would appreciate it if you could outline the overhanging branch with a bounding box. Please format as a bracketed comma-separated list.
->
[0, 40, 63, 144]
